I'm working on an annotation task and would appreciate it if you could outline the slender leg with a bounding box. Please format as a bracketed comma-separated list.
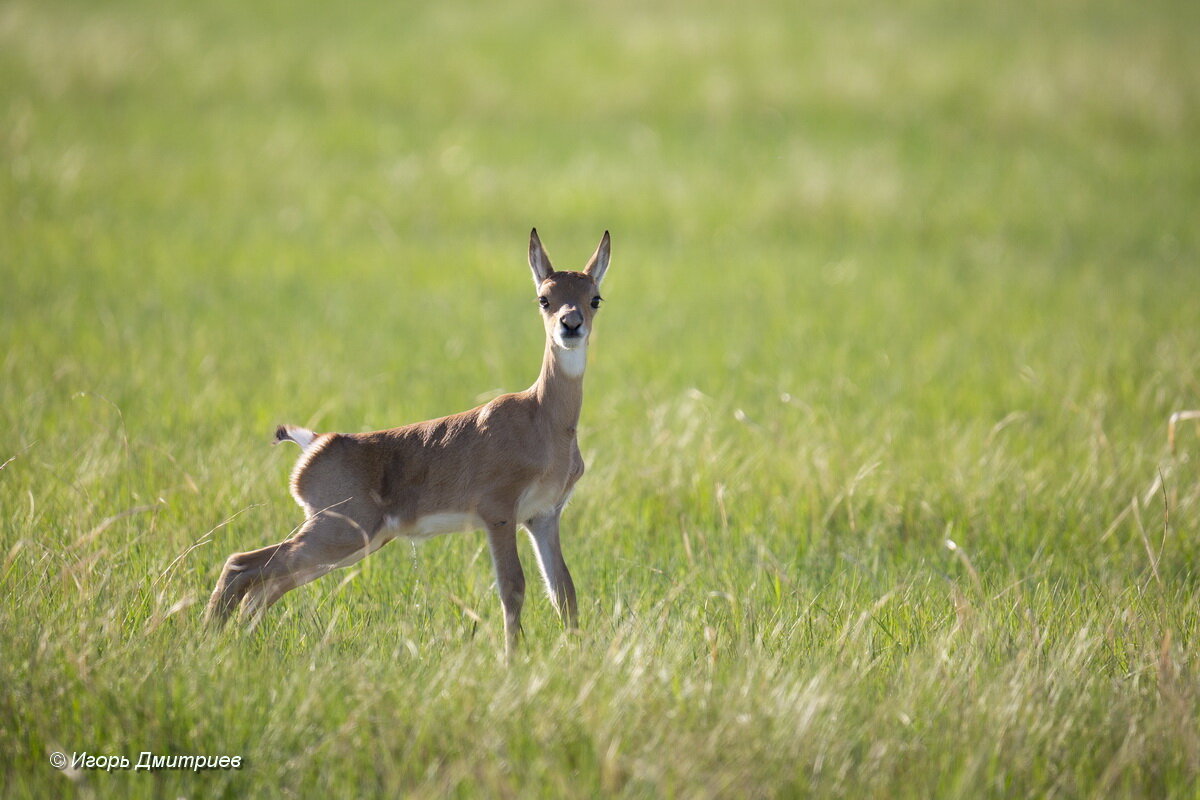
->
[205, 499, 383, 626]
[486, 516, 525, 662]
[524, 509, 578, 629]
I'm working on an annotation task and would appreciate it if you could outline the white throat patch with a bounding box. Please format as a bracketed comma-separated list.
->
[553, 342, 587, 378]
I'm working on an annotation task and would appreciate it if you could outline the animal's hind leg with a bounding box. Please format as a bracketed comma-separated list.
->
[205, 499, 384, 626]
[206, 540, 286, 626]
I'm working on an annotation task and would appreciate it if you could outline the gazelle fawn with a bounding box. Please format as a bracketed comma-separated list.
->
[205, 229, 611, 660]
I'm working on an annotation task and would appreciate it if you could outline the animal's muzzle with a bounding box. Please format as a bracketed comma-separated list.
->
[559, 309, 584, 334]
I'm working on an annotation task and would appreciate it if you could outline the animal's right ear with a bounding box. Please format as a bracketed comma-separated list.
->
[528, 228, 554, 288]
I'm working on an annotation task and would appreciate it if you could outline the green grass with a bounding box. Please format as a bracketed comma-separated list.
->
[3, 0, 1200, 796]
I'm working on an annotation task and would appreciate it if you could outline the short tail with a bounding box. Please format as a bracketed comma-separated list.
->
[274, 424, 319, 451]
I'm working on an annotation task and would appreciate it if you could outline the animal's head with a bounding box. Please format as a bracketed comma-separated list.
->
[527, 229, 610, 352]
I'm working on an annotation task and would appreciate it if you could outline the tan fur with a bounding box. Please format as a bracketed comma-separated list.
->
[205, 229, 611, 661]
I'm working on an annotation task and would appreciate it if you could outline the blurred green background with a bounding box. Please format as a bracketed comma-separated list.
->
[2, 0, 1199, 796]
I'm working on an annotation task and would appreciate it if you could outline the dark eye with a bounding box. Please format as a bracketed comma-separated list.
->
[539, 296, 550, 309]
[590, 296, 602, 309]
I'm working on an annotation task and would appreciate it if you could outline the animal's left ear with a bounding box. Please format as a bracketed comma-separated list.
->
[584, 230, 610, 285]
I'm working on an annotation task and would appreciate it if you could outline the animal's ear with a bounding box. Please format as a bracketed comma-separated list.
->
[583, 230, 611, 285]
[528, 228, 554, 288]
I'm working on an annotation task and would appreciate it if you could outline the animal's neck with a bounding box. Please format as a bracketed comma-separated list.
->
[533, 339, 585, 429]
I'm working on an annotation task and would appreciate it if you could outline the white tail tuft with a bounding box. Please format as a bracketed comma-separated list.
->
[274, 425, 318, 451]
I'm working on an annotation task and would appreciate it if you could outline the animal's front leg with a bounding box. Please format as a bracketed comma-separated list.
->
[525, 510, 578, 629]
[486, 514, 525, 662]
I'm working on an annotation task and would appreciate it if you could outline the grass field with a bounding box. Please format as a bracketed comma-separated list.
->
[3, 0, 1200, 796]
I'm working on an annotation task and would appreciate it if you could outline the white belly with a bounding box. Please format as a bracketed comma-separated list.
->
[384, 512, 484, 541]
